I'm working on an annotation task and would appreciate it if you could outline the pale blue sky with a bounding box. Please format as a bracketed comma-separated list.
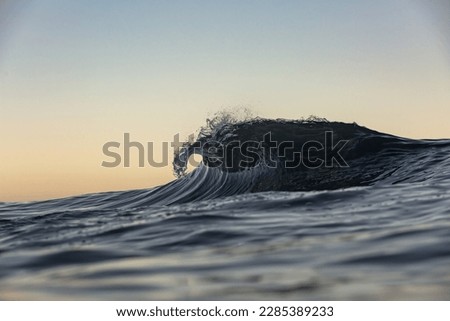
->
[1, 0, 449, 200]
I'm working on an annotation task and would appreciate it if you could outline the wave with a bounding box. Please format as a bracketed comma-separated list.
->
[2, 117, 449, 213]
[172, 116, 449, 190]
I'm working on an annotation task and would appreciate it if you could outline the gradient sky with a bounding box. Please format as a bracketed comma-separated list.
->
[1, 0, 449, 201]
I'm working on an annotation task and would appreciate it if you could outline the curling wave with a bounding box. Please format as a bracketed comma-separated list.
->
[168, 117, 449, 199]
[5, 117, 448, 212]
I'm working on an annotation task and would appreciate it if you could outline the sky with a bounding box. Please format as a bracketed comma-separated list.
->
[1, 0, 449, 201]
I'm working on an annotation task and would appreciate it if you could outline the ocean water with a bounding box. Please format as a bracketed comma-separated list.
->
[1, 119, 450, 300]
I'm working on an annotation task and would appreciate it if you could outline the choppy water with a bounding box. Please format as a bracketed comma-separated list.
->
[1, 119, 450, 300]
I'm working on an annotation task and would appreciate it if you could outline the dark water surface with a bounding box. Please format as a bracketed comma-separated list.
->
[1, 119, 449, 299]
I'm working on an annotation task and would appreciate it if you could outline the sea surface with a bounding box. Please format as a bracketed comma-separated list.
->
[1, 118, 450, 300]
